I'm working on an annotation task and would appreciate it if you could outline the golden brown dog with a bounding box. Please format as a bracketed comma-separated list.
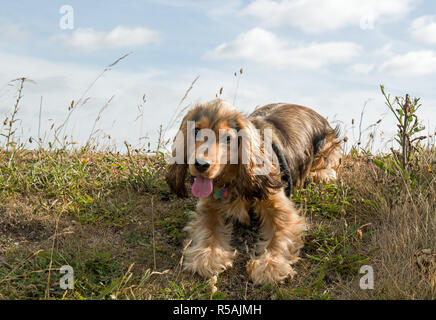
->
[166, 99, 340, 284]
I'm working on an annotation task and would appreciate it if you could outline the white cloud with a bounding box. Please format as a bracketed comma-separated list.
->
[374, 43, 393, 57]
[410, 15, 436, 44]
[349, 63, 374, 74]
[205, 28, 361, 70]
[379, 50, 436, 76]
[55, 26, 158, 51]
[0, 25, 28, 41]
[243, 0, 414, 33]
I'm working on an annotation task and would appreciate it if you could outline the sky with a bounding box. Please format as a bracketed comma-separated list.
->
[0, 0, 435, 151]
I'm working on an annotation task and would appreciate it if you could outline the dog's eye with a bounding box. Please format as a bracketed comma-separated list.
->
[223, 135, 232, 144]
[194, 128, 200, 138]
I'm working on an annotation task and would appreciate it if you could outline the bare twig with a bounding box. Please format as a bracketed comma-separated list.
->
[163, 76, 199, 141]
[85, 95, 115, 149]
[55, 53, 131, 144]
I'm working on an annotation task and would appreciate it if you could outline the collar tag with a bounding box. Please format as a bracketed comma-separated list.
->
[214, 188, 230, 200]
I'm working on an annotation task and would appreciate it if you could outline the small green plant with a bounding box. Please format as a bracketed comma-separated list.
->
[1, 78, 25, 152]
[380, 85, 426, 170]
[123, 142, 168, 194]
[163, 279, 225, 300]
[304, 224, 370, 277]
[156, 202, 193, 245]
[293, 183, 353, 219]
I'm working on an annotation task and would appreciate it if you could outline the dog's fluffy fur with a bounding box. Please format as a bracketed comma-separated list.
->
[166, 99, 341, 284]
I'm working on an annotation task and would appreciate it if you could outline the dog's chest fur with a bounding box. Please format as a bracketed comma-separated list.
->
[209, 185, 260, 226]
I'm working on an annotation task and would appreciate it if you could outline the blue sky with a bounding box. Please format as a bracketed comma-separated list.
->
[0, 0, 435, 151]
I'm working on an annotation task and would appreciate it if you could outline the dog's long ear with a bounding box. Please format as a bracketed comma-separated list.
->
[235, 116, 283, 200]
[166, 161, 188, 198]
[165, 114, 191, 198]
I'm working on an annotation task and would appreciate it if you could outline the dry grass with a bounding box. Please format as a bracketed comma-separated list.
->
[0, 147, 434, 300]
[337, 152, 435, 299]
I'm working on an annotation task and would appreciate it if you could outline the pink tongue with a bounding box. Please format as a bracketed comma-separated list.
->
[192, 176, 213, 198]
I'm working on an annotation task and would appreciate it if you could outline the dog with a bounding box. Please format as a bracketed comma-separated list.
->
[166, 99, 341, 284]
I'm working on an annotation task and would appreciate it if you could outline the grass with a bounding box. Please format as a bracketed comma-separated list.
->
[0, 67, 434, 300]
[0, 147, 434, 300]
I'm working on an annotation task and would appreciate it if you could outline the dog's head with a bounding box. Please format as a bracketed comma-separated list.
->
[166, 99, 283, 199]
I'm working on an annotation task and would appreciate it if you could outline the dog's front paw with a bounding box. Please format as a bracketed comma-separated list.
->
[184, 245, 235, 278]
[247, 253, 297, 285]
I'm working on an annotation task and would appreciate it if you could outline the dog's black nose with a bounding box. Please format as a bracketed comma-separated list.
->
[194, 159, 211, 172]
